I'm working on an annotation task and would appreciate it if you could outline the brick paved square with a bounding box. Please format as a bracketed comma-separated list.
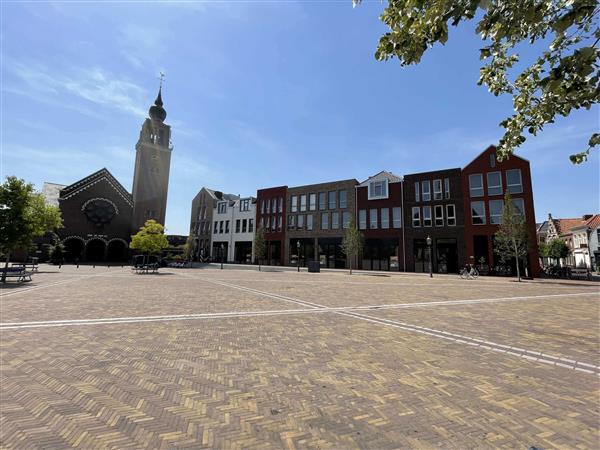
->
[1, 265, 598, 449]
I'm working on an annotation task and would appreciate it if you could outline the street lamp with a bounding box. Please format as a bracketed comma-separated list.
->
[426, 235, 433, 278]
[220, 243, 224, 270]
[296, 240, 301, 272]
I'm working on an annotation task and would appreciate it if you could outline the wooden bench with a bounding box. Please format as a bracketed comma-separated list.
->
[131, 263, 159, 274]
[1, 267, 32, 282]
[569, 268, 592, 280]
[11, 262, 38, 272]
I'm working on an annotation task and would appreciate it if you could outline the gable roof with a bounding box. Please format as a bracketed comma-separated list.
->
[462, 145, 530, 171]
[359, 170, 403, 186]
[555, 218, 587, 236]
[60, 168, 133, 207]
[571, 214, 600, 231]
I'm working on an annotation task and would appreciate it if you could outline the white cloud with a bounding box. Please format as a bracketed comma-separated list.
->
[4, 59, 148, 118]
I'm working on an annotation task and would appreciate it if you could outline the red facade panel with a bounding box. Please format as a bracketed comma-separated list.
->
[256, 186, 287, 265]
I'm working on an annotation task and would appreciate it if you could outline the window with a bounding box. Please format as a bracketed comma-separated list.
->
[214, 221, 218, 234]
[512, 198, 525, 217]
[261, 201, 265, 214]
[259, 217, 264, 229]
[328, 191, 336, 209]
[506, 169, 523, 194]
[321, 212, 329, 230]
[240, 199, 250, 212]
[319, 192, 326, 210]
[278, 215, 282, 231]
[265, 217, 270, 231]
[218, 202, 227, 214]
[342, 211, 351, 229]
[487, 172, 502, 196]
[359, 210, 367, 229]
[309, 193, 316, 211]
[278, 197, 283, 213]
[434, 205, 444, 226]
[368, 180, 388, 199]
[489, 200, 503, 224]
[225, 220, 229, 233]
[414, 182, 420, 202]
[444, 178, 450, 199]
[235, 219, 240, 233]
[469, 174, 484, 197]
[248, 219, 254, 232]
[266, 199, 271, 214]
[381, 208, 389, 229]
[297, 215, 304, 229]
[288, 215, 296, 230]
[219, 221, 224, 233]
[446, 204, 456, 226]
[423, 206, 432, 227]
[291, 195, 298, 213]
[307, 214, 313, 230]
[433, 179, 442, 200]
[339, 190, 347, 208]
[422, 180, 431, 201]
[392, 207, 401, 228]
[412, 207, 421, 227]
[300, 194, 307, 212]
[331, 212, 339, 229]
[471, 201, 486, 225]
[242, 219, 247, 233]
[370, 209, 378, 229]
[490, 152, 496, 168]
[272, 198, 278, 214]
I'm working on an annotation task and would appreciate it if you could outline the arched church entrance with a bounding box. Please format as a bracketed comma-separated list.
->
[85, 239, 106, 262]
[63, 237, 85, 262]
[106, 239, 128, 262]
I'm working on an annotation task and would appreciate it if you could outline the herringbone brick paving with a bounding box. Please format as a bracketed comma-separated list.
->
[1, 265, 599, 449]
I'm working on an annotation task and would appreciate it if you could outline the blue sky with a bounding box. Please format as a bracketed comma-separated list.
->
[1, 1, 598, 235]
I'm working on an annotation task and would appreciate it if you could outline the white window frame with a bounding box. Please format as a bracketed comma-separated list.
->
[512, 198, 525, 217]
[433, 179, 442, 200]
[381, 208, 389, 229]
[328, 191, 336, 209]
[434, 205, 444, 226]
[339, 190, 347, 209]
[368, 179, 388, 200]
[487, 171, 503, 196]
[297, 214, 304, 229]
[370, 209, 378, 229]
[469, 174, 484, 197]
[392, 207, 402, 228]
[412, 207, 421, 227]
[331, 212, 339, 229]
[321, 212, 329, 230]
[278, 215, 282, 231]
[421, 181, 431, 202]
[217, 202, 227, 214]
[278, 197, 283, 213]
[423, 205, 432, 227]
[309, 193, 316, 211]
[414, 182, 420, 202]
[300, 194, 307, 212]
[506, 169, 523, 194]
[471, 201, 486, 225]
[446, 204, 456, 226]
[489, 199, 503, 225]
[444, 178, 450, 199]
[291, 195, 298, 213]
[307, 214, 313, 230]
[358, 210, 367, 230]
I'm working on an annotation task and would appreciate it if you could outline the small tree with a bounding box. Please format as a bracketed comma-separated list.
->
[129, 220, 169, 265]
[547, 238, 570, 265]
[494, 192, 529, 281]
[183, 235, 196, 262]
[253, 226, 267, 271]
[0, 176, 63, 281]
[48, 234, 65, 264]
[341, 217, 364, 275]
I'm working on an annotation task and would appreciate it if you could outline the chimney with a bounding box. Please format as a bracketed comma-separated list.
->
[583, 214, 593, 220]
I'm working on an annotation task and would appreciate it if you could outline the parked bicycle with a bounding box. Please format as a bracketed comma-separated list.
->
[459, 264, 479, 279]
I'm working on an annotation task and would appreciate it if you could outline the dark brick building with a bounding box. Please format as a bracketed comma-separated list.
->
[285, 179, 358, 268]
[462, 145, 540, 277]
[256, 186, 287, 265]
[355, 171, 405, 271]
[403, 168, 465, 274]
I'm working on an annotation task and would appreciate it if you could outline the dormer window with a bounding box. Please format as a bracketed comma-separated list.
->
[217, 202, 227, 214]
[368, 180, 388, 200]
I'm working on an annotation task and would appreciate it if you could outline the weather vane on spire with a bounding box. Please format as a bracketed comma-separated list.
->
[158, 72, 165, 89]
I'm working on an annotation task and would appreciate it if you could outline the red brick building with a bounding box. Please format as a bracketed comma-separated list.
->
[256, 186, 287, 265]
[462, 145, 540, 277]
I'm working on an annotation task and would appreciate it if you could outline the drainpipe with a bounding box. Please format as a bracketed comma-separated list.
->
[229, 200, 235, 263]
[401, 179, 406, 272]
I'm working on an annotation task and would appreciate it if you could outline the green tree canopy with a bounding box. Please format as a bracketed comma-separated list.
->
[493, 192, 530, 280]
[355, 0, 599, 163]
[0, 176, 63, 257]
[253, 226, 267, 270]
[341, 217, 365, 274]
[129, 220, 169, 255]
[547, 237, 570, 260]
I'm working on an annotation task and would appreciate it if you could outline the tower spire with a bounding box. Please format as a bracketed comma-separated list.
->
[149, 72, 167, 122]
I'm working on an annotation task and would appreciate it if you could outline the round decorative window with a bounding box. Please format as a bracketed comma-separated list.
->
[83, 199, 116, 227]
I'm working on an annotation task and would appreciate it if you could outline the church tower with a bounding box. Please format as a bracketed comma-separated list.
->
[131, 84, 172, 232]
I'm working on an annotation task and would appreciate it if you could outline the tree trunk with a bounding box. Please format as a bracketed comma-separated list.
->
[349, 255, 353, 275]
[513, 239, 521, 282]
